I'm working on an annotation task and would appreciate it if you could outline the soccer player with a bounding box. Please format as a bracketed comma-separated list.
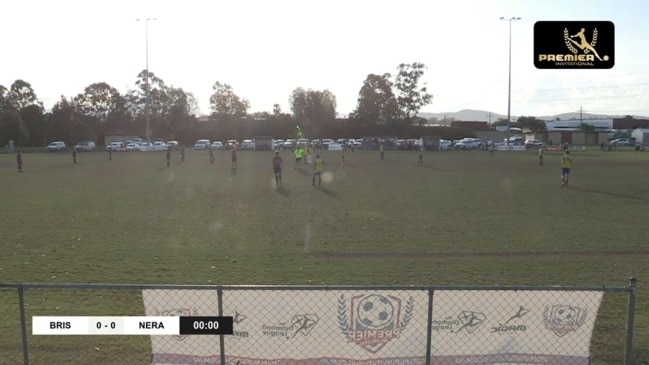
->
[341, 146, 346, 165]
[209, 145, 214, 165]
[380, 143, 384, 160]
[312, 154, 325, 186]
[272, 151, 283, 186]
[108, 148, 113, 161]
[561, 150, 572, 187]
[166, 147, 171, 167]
[181, 145, 186, 162]
[231, 147, 237, 170]
[16, 149, 23, 172]
[294, 145, 304, 170]
[539, 146, 544, 166]
[72, 148, 77, 164]
[417, 146, 424, 166]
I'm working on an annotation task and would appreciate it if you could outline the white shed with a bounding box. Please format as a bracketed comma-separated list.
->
[631, 128, 649, 145]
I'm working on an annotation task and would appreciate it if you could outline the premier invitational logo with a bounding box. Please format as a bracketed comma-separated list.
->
[338, 294, 414, 353]
[534, 21, 614, 69]
[543, 304, 588, 337]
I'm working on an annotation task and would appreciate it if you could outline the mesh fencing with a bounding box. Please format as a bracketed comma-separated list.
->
[0, 283, 636, 365]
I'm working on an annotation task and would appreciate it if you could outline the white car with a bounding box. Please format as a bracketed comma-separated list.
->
[284, 139, 296, 149]
[74, 141, 96, 152]
[439, 139, 452, 150]
[126, 142, 141, 151]
[454, 138, 480, 150]
[166, 141, 179, 150]
[241, 139, 254, 150]
[106, 142, 125, 151]
[45, 141, 67, 152]
[211, 141, 224, 150]
[194, 139, 211, 150]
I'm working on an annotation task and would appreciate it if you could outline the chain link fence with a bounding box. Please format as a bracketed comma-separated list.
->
[0, 280, 637, 365]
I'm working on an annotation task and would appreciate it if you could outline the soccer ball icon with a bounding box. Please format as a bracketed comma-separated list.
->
[356, 295, 394, 329]
[553, 305, 577, 325]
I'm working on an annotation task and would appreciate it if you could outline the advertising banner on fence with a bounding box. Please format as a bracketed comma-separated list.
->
[143, 289, 221, 365]
[222, 290, 429, 364]
[429, 290, 603, 365]
[142, 289, 603, 365]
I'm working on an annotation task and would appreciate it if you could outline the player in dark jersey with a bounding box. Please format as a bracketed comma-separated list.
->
[272, 151, 284, 186]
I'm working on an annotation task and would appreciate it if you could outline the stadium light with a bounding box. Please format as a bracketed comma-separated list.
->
[137, 18, 157, 142]
[500, 16, 521, 145]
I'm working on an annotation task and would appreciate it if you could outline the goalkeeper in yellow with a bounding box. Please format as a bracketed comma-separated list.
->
[561, 150, 572, 187]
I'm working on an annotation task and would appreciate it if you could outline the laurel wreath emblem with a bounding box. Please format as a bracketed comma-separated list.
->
[564, 29, 578, 54]
[400, 296, 415, 328]
[337, 294, 350, 334]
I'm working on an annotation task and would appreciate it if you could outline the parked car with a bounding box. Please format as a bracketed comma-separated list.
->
[211, 141, 224, 150]
[240, 139, 254, 150]
[611, 138, 634, 147]
[439, 139, 452, 150]
[74, 141, 96, 152]
[194, 139, 211, 150]
[454, 138, 480, 150]
[106, 141, 125, 151]
[227, 140, 238, 149]
[126, 142, 141, 151]
[166, 141, 179, 150]
[525, 139, 545, 149]
[45, 141, 67, 152]
[283, 139, 296, 149]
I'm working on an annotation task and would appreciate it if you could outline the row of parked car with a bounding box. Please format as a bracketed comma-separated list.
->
[45, 141, 97, 152]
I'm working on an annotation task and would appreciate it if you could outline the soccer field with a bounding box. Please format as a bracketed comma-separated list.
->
[0, 148, 647, 364]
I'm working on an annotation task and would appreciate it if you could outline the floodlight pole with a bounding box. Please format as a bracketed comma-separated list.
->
[137, 18, 156, 142]
[501, 16, 521, 145]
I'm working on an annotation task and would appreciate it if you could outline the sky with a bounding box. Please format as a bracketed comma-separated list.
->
[2, 0, 649, 119]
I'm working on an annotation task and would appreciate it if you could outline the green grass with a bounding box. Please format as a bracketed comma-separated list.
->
[0, 148, 647, 364]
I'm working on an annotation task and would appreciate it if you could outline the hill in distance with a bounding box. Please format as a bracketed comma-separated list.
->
[418, 109, 649, 122]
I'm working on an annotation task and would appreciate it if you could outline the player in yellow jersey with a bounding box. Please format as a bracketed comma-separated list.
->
[312, 154, 325, 186]
[294, 145, 304, 171]
[561, 150, 572, 187]
[341, 146, 346, 165]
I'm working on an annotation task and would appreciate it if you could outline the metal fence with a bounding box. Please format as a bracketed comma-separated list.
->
[0, 279, 637, 365]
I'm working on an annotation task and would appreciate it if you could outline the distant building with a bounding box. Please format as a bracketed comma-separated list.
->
[450, 121, 490, 131]
[612, 118, 649, 130]
[544, 119, 613, 131]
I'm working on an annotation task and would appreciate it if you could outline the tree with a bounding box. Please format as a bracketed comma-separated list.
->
[492, 118, 510, 127]
[394, 63, 433, 123]
[0, 111, 29, 146]
[209, 82, 249, 119]
[289, 88, 337, 137]
[6, 80, 43, 111]
[272, 103, 282, 117]
[350, 73, 399, 127]
[70, 118, 97, 143]
[49, 96, 78, 143]
[0, 85, 9, 112]
[20, 104, 46, 146]
[579, 123, 595, 131]
[74, 82, 126, 123]
[516, 116, 547, 131]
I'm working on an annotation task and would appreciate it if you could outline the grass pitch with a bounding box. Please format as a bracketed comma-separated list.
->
[0, 147, 647, 364]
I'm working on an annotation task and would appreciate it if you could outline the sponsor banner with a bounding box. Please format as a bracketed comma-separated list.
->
[430, 290, 603, 364]
[495, 145, 526, 151]
[222, 290, 428, 364]
[143, 290, 220, 365]
[329, 143, 343, 151]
